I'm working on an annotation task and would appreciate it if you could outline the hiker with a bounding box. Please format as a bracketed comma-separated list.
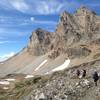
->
[93, 71, 99, 86]
[82, 69, 86, 78]
[76, 69, 80, 77]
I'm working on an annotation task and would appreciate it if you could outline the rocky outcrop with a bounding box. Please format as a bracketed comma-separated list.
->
[2, 58, 100, 100]
[66, 47, 91, 59]
[27, 28, 53, 56]
[25, 6, 100, 60]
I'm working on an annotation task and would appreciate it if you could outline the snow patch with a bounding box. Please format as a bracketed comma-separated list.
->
[52, 59, 70, 72]
[5, 78, 15, 82]
[0, 81, 10, 85]
[35, 60, 48, 71]
[3, 87, 9, 90]
[0, 52, 15, 62]
[44, 72, 50, 75]
[25, 75, 34, 79]
[39, 93, 45, 99]
[83, 79, 90, 85]
[79, 75, 83, 79]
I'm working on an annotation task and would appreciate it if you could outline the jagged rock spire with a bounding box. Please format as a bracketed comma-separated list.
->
[75, 6, 96, 15]
[27, 28, 53, 55]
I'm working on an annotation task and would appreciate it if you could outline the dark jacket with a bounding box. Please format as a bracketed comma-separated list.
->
[93, 72, 99, 82]
[76, 69, 80, 76]
[82, 70, 86, 77]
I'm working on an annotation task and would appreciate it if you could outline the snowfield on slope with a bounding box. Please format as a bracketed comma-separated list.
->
[52, 59, 70, 72]
[34, 59, 48, 71]
[25, 75, 34, 79]
[0, 81, 10, 85]
[5, 78, 15, 82]
[3, 87, 9, 90]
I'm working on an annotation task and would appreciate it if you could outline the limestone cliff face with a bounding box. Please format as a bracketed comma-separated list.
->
[27, 6, 100, 59]
[56, 6, 100, 42]
[74, 6, 95, 33]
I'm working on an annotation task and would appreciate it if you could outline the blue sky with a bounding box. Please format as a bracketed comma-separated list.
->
[0, 0, 100, 60]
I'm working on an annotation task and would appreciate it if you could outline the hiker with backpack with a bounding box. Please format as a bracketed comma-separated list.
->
[82, 69, 86, 78]
[76, 69, 87, 78]
[92, 71, 99, 86]
[76, 69, 80, 78]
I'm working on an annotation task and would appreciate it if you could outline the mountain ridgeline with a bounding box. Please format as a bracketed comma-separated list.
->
[27, 6, 100, 58]
[0, 6, 100, 77]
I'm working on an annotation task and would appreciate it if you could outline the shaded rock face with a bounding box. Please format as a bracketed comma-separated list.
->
[66, 47, 91, 59]
[27, 28, 53, 56]
[27, 6, 100, 59]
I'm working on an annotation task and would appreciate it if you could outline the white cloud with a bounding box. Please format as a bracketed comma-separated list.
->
[9, 0, 29, 13]
[0, 0, 99, 15]
[0, 16, 29, 27]
[30, 17, 57, 24]
[0, 41, 12, 44]
[9, 0, 62, 14]
[0, 39, 17, 44]
[30, 17, 35, 22]
[0, 0, 12, 10]
[2, 0, 79, 15]
[28, 0, 80, 15]
[0, 52, 15, 62]
[35, 0, 64, 14]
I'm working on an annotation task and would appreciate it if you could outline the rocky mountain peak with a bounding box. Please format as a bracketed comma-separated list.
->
[60, 11, 70, 19]
[48, 7, 100, 59]
[27, 28, 53, 56]
[75, 6, 96, 16]
[56, 10, 77, 36]
[34, 28, 49, 43]
[73, 6, 99, 36]
[27, 6, 100, 58]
